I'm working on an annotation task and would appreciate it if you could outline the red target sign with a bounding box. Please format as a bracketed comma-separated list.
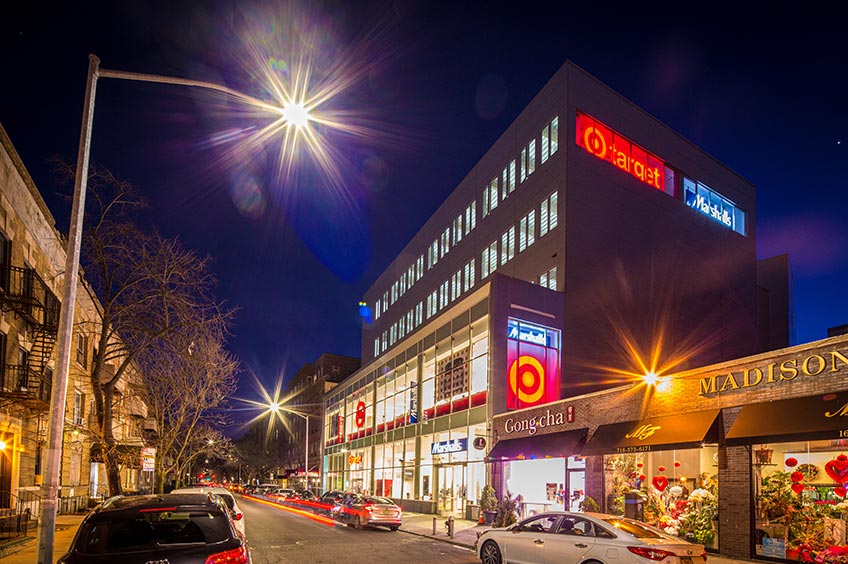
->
[355, 401, 366, 428]
[508, 356, 546, 404]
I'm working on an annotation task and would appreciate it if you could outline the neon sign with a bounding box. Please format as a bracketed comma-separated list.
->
[355, 401, 366, 428]
[576, 111, 665, 191]
[431, 438, 468, 455]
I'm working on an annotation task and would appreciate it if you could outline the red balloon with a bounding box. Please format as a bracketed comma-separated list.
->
[658, 466, 666, 473]
[791, 471, 804, 483]
[785, 457, 798, 468]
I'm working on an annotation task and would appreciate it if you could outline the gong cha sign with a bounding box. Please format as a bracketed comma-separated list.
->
[506, 318, 561, 410]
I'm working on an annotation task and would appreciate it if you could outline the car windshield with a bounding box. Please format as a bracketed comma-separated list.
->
[75, 510, 230, 554]
[603, 517, 666, 539]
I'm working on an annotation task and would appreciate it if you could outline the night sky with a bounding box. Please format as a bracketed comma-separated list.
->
[2, 2, 846, 407]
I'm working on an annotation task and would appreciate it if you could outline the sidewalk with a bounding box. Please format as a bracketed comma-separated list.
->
[0, 514, 84, 563]
[398, 512, 760, 564]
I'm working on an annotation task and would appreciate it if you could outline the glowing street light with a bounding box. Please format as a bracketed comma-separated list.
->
[38, 54, 287, 564]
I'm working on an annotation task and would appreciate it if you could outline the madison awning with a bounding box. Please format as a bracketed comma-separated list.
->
[581, 409, 721, 455]
[727, 391, 848, 445]
[485, 428, 587, 462]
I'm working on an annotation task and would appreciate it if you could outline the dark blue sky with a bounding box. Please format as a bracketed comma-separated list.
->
[2, 2, 846, 403]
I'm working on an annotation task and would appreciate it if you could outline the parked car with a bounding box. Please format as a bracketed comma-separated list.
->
[315, 490, 345, 516]
[331, 495, 402, 531]
[476, 511, 706, 564]
[58, 492, 250, 564]
[268, 488, 296, 502]
[171, 486, 245, 538]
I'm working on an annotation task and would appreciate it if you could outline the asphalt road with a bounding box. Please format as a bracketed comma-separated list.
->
[238, 495, 479, 564]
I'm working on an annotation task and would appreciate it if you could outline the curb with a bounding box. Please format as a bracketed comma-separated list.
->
[398, 526, 476, 550]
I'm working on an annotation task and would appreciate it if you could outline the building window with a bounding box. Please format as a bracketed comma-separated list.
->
[427, 291, 437, 318]
[428, 240, 439, 269]
[500, 227, 515, 266]
[540, 191, 558, 237]
[415, 302, 423, 326]
[482, 241, 498, 278]
[453, 215, 463, 246]
[375, 299, 382, 320]
[463, 259, 475, 292]
[0, 332, 6, 390]
[521, 139, 536, 183]
[540, 267, 557, 290]
[439, 281, 449, 309]
[451, 271, 461, 301]
[502, 160, 516, 199]
[483, 178, 498, 217]
[440, 228, 450, 258]
[541, 116, 559, 163]
[76, 333, 88, 368]
[73, 390, 86, 426]
[374, 339, 380, 357]
[464, 203, 477, 234]
[416, 255, 424, 280]
[519, 210, 536, 252]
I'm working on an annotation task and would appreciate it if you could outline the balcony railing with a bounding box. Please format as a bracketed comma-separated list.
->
[0, 264, 61, 330]
[0, 365, 51, 408]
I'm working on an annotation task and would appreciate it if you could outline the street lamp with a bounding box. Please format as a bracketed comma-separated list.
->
[38, 54, 292, 564]
[280, 407, 312, 491]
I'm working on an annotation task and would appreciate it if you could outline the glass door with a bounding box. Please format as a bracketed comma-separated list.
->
[437, 464, 467, 517]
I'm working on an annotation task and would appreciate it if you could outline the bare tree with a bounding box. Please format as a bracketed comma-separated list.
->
[138, 330, 238, 492]
[66, 163, 236, 495]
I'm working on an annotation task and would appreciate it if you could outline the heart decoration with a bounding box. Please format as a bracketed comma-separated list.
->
[791, 483, 805, 495]
[652, 476, 669, 492]
[825, 454, 848, 484]
[791, 471, 804, 483]
[835, 487, 847, 498]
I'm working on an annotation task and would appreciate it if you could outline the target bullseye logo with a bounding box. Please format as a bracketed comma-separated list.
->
[355, 400, 366, 428]
[582, 126, 607, 159]
[508, 355, 546, 404]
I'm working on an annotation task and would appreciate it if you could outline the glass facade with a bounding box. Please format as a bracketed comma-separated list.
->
[603, 447, 719, 550]
[753, 440, 848, 561]
[323, 299, 490, 516]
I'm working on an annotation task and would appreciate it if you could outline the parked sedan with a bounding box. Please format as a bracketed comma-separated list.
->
[58, 493, 250, 564]
[476, 511, 706, 564]
[331, 495, 402, 531]
[171, 486, 245, 538]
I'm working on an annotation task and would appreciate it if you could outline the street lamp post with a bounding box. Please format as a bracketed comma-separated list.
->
[38, 54, 287, 564]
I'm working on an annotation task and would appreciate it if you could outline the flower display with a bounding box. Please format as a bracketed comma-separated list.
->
[689, 488, 717, 503]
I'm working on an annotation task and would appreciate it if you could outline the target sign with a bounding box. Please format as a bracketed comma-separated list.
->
[355, 400, 366, 428]
[508, 355, 546, 404]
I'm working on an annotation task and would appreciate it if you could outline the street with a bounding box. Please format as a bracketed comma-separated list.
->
[238, 495, 479, 564]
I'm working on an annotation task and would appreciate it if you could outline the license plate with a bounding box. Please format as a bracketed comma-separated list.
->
[681, 557, 693, 564]
[382, 510, 394, 515]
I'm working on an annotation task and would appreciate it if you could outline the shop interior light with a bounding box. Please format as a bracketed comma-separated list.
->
[643, 371, 659, 386]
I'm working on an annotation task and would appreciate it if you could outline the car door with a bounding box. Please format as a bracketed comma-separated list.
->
[544, 516, 596, 564]
[501, 515, 560, 564]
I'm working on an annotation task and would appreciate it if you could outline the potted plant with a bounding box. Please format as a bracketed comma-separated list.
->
[579, 495, 600, 513]
[494, 490, 518, 528]
[480, 485, 498, 525]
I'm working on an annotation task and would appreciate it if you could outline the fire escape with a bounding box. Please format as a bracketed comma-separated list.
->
[0, 264, 60, 410]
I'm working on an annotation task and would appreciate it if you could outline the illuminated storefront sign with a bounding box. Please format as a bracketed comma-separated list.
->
[683, 177, 746, 235]
[698, 348, 848, 396]
[347, 453, 363, 465]
[507, 319, 561, 410]
[355, 401, 366, 428]
[504, 408, 570, 436]
[431, 438, 468, 455]
[576, 111, 667, 191]
[336, 415, 344, 444]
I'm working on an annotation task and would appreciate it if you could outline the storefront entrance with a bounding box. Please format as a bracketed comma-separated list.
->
[436, 463, 466, 517]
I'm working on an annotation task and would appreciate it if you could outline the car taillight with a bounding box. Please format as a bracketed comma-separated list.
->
[627, 547, 678, 561]
[205, 546, 249, 564]
[233, 512, 243, 521]
[701, 551, 708, 562]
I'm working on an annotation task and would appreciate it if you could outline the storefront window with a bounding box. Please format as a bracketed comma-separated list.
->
[603, 448, 719, 549]
[754, 441, 848, 561]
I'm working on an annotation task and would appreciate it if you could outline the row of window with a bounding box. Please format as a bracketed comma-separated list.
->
[373, 190, 558, 357]
[372, 116, 559, 324]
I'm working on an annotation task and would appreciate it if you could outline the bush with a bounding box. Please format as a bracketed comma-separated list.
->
[494, 491, 518, 528]
[480, 485, 498, 513]
[579, 496, 600, 513]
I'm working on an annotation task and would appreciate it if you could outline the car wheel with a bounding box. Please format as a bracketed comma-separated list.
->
[480, 540, 502, 564]
[352, 515, 362, 529]
[389, 526, 399, 531]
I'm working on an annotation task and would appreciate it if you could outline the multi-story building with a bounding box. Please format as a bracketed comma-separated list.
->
[0, 123, 150, 516]
[321, 60, 792, 522]
[279, 353, 359, 489]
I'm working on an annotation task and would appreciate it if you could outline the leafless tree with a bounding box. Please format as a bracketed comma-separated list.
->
[63, 163, 237, 495]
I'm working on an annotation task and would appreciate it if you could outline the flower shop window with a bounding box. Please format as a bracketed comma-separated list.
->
[603, 447, 719, 549]
[754, 440, 848, 562]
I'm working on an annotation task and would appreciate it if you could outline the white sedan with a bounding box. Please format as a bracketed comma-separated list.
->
[476, 511, 706, 564]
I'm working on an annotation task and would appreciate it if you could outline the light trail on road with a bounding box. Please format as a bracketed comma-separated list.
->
[241, 494, 335, 526]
